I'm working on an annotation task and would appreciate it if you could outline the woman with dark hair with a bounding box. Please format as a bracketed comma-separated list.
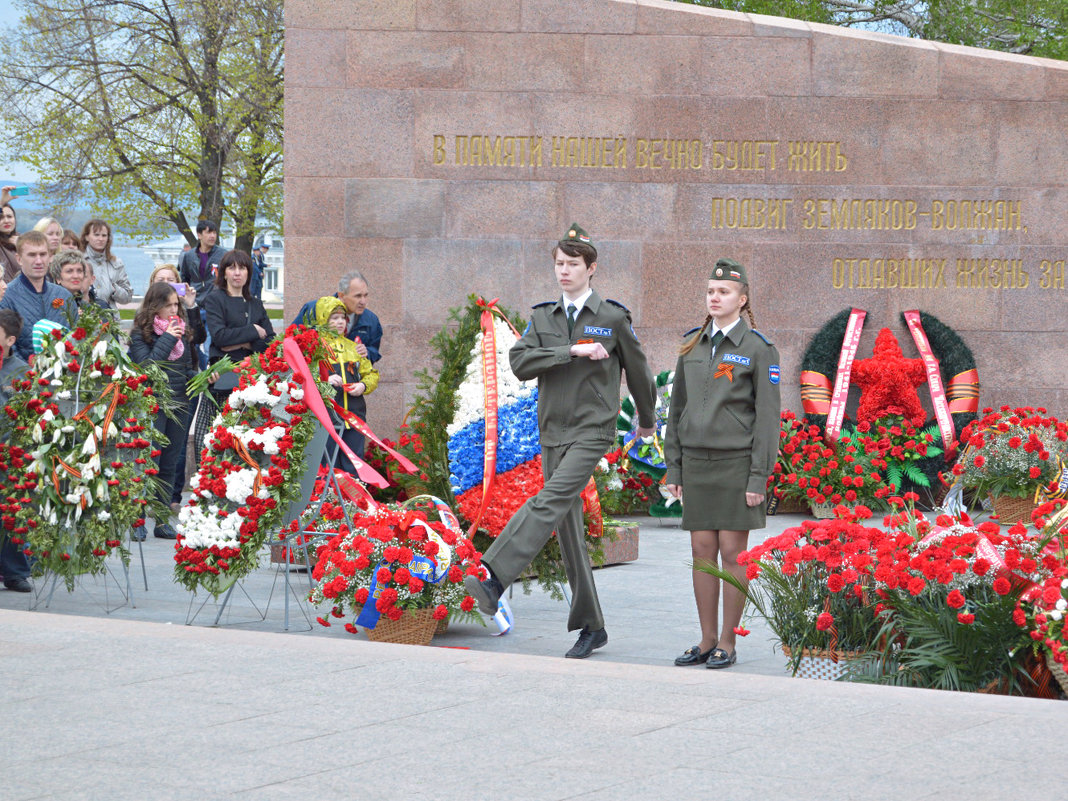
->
[202, 249, 273, 366]
[0, 203, 20, 283]
[81, 218, 133, 306]
[60, 229, 81, 251]
[128, 282, 204, 539]
[664, 258, 781, 671]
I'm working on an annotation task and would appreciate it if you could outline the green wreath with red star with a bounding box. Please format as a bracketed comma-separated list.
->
[797, 309, 979, 499]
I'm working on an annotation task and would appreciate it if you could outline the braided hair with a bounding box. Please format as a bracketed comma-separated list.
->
[679, 284, 754, 355]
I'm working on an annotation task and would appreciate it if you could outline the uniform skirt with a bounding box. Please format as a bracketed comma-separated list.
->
[680, 449, 766, 532]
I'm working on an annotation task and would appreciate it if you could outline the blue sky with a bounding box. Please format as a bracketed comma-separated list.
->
[0, 0, 36, 182]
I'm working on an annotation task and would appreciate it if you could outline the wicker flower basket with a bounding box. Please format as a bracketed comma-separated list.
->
[768, 494, 809, 515]
[809, 501, 837, 519]
[1047, 654, 1068, 697]
[364, 607, 438, 646]
[989, 494, 1037, 526]
[782, 646, 865, 681]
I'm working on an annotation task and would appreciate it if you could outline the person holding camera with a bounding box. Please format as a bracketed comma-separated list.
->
[128, 281, 204, 540]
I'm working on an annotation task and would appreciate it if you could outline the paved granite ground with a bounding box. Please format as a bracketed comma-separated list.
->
[1, 512, 1063, 800]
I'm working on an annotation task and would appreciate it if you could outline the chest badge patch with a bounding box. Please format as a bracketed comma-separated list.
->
[583, 325, 612, 337]
[721, 353, 751, 366]
[714, 362, 735, 382]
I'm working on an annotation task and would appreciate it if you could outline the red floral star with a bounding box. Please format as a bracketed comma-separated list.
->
[850, 328, 928, 426]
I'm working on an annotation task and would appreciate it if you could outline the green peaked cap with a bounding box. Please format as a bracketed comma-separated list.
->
[560, 222, 594, 248]
[710, 257, 748, 284]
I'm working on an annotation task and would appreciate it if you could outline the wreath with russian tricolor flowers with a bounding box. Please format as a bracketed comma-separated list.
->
[3, 301, 170, 590]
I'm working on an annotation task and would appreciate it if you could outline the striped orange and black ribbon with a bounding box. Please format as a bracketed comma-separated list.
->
[800, 370, 832, 416]
[947, 368, 980, 414]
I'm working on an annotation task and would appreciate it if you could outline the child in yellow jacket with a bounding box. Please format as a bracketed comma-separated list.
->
[315, 296, 379, 472]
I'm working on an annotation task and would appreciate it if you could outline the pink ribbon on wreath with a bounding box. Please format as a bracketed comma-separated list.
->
[903, 310, 956, 458]
[826, 308, 866, 440]
[327, 399, 418, 475]
[282, 337, 389, 488]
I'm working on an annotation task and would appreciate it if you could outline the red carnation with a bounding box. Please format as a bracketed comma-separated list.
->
[946, 589, 966, 609]
[992, 576, 1011, 596]
[816, 612, 834, 631]
[957, 612, 975, 625]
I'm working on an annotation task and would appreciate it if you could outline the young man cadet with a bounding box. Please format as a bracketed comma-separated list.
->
[465, 223, 657, 658]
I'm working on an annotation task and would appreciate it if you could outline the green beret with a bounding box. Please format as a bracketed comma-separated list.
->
[560, 222, 593, 248]
[711, 257, 748, 284]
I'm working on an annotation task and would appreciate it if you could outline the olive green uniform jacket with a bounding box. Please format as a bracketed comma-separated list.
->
[509, 291, 657, 444]
[665, 318, 781, 495]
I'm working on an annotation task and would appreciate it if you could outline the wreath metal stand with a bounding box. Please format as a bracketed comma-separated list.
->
[185, 417, 355, 631]
[31, 519, 145, 614]
[264, 420, 357, 630]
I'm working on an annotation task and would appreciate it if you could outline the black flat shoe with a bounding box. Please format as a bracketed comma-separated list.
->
[674, 644, 715, 666]
[154, 523, 178, 540]
[3, 577, 32, 593]
[565, 627, 607, 659]
[463, 573, 503, 616]
[706, 647, 737, 669]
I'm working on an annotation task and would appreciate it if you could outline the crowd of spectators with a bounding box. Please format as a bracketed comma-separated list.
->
[0, 192, 385, 590]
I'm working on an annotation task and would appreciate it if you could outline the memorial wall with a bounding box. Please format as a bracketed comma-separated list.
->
[285, 0, 1068, 436]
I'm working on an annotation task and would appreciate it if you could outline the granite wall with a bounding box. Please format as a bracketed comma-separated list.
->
[285, 0, 1068, 438]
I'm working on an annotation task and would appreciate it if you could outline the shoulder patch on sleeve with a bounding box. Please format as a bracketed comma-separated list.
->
[750, 328, 774, 347]
[605, 299, 631, 313]
[531, 301, 554, 309]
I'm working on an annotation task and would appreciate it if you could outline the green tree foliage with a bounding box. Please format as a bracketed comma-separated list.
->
[0, 0, 283, 250]
[677, 1, 1067, 60]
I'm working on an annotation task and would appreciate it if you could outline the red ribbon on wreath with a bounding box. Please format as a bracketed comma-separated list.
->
[465, 297, 522, 538]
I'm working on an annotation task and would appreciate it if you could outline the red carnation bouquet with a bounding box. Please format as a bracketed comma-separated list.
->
[308, 496, 483, 632]
[949, 405, 1068, 502]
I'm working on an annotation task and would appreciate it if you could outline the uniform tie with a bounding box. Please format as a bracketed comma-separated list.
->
[567, 303, 577, 336]
[710, 329, 724, 354]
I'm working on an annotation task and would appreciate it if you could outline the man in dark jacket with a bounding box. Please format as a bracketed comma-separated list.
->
[292, 271, 382, 364]
[179, 220, 227, 368]
[0, 231, 73, 361]
[178, 220, 228, 301]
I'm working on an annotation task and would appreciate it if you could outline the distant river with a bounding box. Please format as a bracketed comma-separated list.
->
[114, 246, 160, 296]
